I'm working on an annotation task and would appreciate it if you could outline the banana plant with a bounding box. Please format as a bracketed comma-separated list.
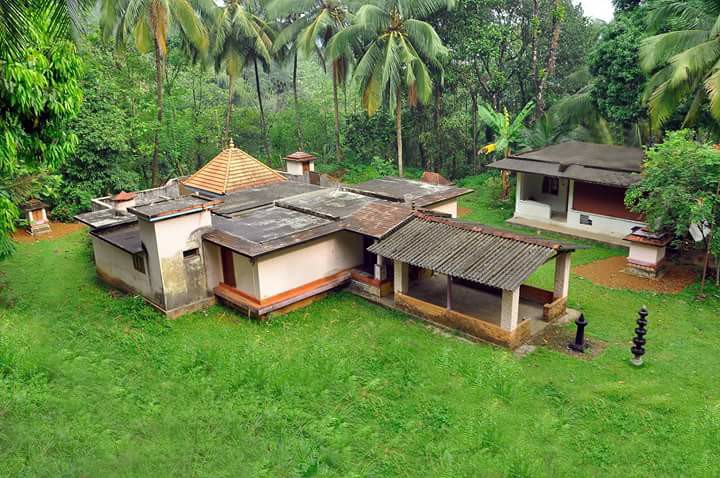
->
[477, 100, 534, 199]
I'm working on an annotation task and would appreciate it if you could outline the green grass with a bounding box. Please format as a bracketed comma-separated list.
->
[1, 181, 720, 476]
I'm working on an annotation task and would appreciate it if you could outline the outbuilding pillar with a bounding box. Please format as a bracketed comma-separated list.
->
[500, 288, 520, 331]
[446, 275, 453, 310]
[374, 253, 387, 281]
[394, 260, 409, 294]
[554, 252, 572, 299]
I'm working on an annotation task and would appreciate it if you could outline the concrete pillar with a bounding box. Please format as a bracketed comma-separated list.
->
[446, 275, 453, 310]
[394, 260, 409, 294]
[554, 252, 572, 300]
[515, 172, 524, 211]
[374, 252, 387, 281]
[500, 288, 520, 331]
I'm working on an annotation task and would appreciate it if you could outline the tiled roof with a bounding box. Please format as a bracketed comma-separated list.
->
[183, 146, 285, 195]
[285, 151, 317, 162]
[369, 213, 577, 290]
[111, 191, 136, 201]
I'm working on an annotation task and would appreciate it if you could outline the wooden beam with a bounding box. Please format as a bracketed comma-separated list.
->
[446, 275, 453, 310]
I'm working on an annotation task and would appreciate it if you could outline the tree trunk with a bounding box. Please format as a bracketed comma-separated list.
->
[396, 87, 403, 177]
[331, 61, 343, 162]
[536, 0, 563, 118]
[699, 180, 720, 297]
[224, 72, 234, 145]
[530, 0, 540, 119]
[152, 42, 164, 187]
[254, 57, 271, 161]
[293, 51, 304, 150]
[471, 92, 478, 173]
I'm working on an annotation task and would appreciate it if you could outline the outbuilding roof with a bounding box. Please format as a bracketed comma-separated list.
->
[489, 141, 644, 187]
[368, 213, 576, 290]
[182, 142, 286, 195]
[22, 199, 48, 212]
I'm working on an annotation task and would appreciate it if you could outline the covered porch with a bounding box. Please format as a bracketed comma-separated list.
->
[368, 213, 576, 348]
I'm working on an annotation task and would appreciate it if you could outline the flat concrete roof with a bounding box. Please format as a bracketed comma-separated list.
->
[90, 223, 143, 254]
[343, 177, 472, 206]
[212, 206, 333, 244]
[213, 182, 323, 217]
[130, 196, 216, 221]
[277, 189, 379, 220]
[74, 208, 137, 230]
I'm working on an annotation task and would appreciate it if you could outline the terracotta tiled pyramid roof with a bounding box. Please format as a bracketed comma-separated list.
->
[182, 141, 286, 195]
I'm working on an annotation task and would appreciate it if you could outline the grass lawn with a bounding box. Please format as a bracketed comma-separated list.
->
[2, 176, 720, 477]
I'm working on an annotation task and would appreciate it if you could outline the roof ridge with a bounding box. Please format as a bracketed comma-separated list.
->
[224, 149, 231, 192]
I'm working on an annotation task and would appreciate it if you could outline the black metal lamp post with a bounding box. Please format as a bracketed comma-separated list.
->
[631, 306, 648, 366]
[568, 313, 588, 353]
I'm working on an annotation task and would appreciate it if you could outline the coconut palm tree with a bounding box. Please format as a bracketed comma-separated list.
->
[477, 101, 534, 199]
[210, 0, 272, 147]
[269, 0, 356, 162]
[640, 0, 720, 128]
[270, 14, 305, 150]
[327, 0, 453, 176]
[99, 0, 209, 186]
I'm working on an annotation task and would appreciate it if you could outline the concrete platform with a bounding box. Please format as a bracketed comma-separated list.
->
[407, 275, 547, 335]
[507, 216, 629, 247]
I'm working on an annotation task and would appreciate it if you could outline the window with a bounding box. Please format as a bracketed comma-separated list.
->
[542, 177, 559, 196]
[133, 254, 145, 273]
[183, 248, 200, 259]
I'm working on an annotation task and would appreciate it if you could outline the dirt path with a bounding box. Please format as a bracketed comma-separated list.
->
[12, 222, 86, 244]
[574, 256, 697, 294]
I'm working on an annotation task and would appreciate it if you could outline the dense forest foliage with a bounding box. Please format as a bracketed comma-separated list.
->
[2, 0, 720, 258]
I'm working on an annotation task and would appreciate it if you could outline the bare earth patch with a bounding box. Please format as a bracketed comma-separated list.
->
[530, 324, 608, 360]
[574, 256, 697, 294]
[12, 222, 86, 244]
[457, 206, 472, 217]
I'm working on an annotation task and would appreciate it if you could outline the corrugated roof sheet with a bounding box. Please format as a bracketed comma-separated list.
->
[182, 146, 286, 195]
[368, 214, 574, 290]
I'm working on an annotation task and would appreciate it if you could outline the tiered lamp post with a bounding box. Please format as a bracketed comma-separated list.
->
[568, 313, 588, 353]
[631, 306, 649, 366]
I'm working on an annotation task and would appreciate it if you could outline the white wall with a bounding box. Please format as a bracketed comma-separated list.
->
[425, 198, 458, 218]
[256, 231, 363, 300]
[516, 200, 552, 220]
[628, 243, 666, 265]
[518, 173, 569, 214]
[92, 237, 152, 298]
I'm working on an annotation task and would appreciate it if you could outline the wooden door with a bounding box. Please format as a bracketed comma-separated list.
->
[221, 247, 236, 287]
[302, 161, 310, 174]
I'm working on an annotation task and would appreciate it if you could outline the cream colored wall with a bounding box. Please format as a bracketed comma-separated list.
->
[628, 243, 666, 265]
[140, 210, 213, 310]
[92, 237, 152, 298]
[232, 252, 259, 299]
[256, 231, 363, 300]
[425, 198, 458, 218]
[203, 241, 222, 290]
[286, 161, 304, 175]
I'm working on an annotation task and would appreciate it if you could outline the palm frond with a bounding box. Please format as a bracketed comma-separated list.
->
[640, 30, 709, 72]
